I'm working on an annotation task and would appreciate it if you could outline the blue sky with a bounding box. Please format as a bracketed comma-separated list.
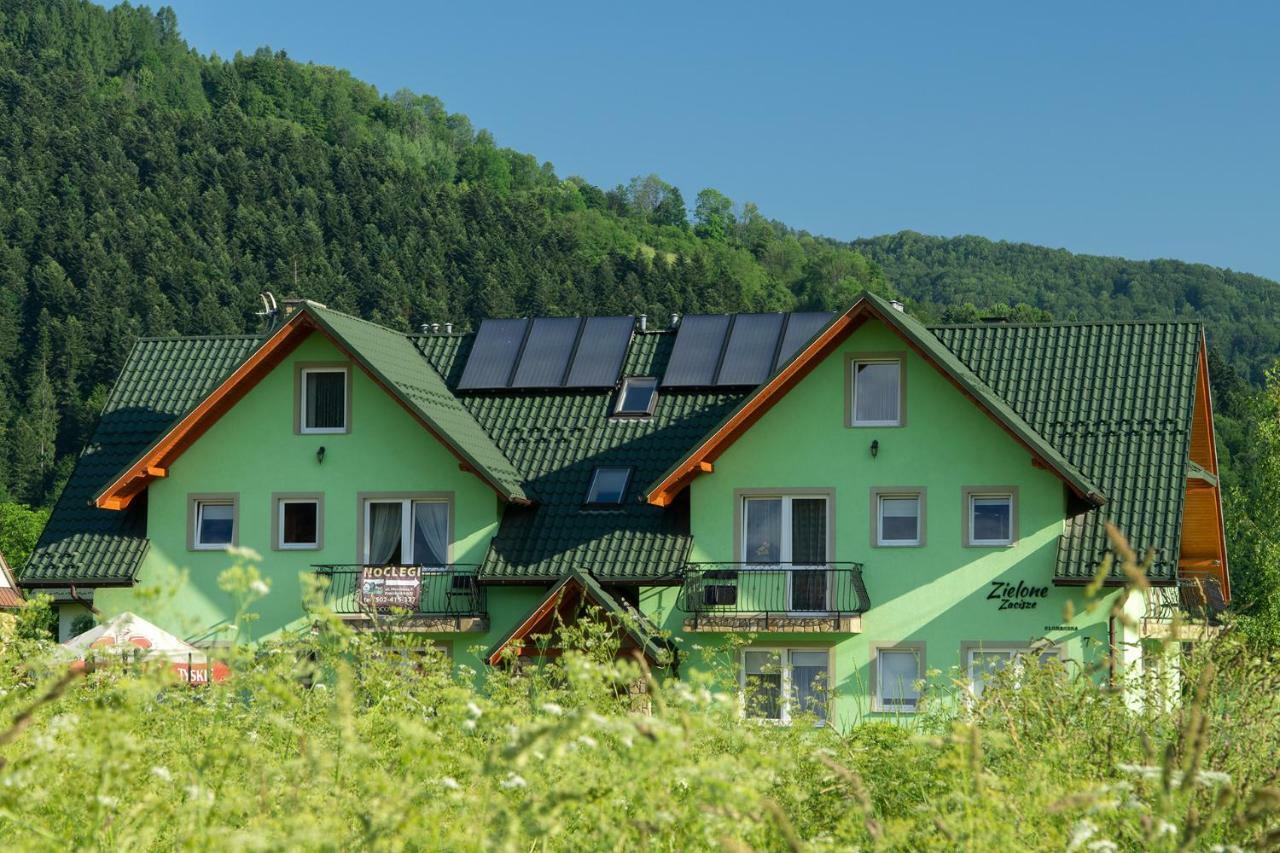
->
[144, 1, 1279, 279]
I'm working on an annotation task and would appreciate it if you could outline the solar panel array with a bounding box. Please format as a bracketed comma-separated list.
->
[457, 316, 634, 390]
[662, 312, 836, 388]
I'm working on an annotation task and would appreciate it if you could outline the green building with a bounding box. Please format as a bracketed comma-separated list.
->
[21, 293, 1229, 725]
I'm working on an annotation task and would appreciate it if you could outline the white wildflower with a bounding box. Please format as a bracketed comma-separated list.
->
[96, 794, 118, 808]
[1067, 819, 1097, 852]
[313, 683, 327, 692]
[499, 773, 527, 790]
[576, 735, 598, 749]
[1197, 770, 1232, 786]
[1087, 842, 1118, 851]
[466, 701, 483, 718]
[440, 777, 461, 790]
[462, 719, 477, 731]
[151, 766, 172, 782]
[541, 702, 563, 716]
[249, 579, 270, 595]
[1156, 820, 1178, 837]
[225, 545, 262, 562]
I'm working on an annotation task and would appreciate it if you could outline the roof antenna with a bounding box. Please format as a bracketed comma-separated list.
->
[256, 292, 279, 329]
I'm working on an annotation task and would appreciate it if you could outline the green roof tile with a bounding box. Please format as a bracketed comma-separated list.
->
[23, 336, 263, 584]
[931, 320, 1202, 582]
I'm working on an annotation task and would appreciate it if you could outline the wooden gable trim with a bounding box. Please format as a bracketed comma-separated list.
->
[95, 312, 315, 510]
[486, 579, 584, 665]
[646, 298, 1096, 507]
[96, 310, 522, 510]
[1179, 334, 1230, 603]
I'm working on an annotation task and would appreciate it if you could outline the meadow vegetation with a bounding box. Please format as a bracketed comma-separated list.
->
[0, 547, 1277, 851]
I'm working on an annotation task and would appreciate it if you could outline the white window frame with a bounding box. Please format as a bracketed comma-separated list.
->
[967, 492, 1014, 547]
[871, 644, 925, 713]
[299, 366, 349, 434]
[192, 499, 236, 550]
[739, 647, 831, 726]
[850, 358, 902, 427]
[277, 498, 321, 550]
[876, 493, 922, 547]
[613, 377, 659, 417]
[963, 642, 1064, 699]
[741, 494, 832, 613]
[361, 498, 451, 566]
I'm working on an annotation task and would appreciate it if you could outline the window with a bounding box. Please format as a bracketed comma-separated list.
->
[873, 490, 923, 547]
[741, 648, 830, 724]
[585, 467, 631, 506]
[274, 494, 322, 550]
[189, 495, 237, 550]
[873, 644, 924, 712]
[614, 377, 658, 417]
[963, 643, 1062, 698]
[741, 494, 832, 612]
[299, 366, 349, 434]
[850, 358, 903, 426]
[361, 497, 450, 566]
[964, 488, 1016, 546]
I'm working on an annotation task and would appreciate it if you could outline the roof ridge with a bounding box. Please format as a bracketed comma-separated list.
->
[135, 334, 266, 342]
[929, 320, 1204, 329]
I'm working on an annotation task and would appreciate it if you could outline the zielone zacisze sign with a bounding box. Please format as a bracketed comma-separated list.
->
[359, 565, 422, 611]
[987, 580, 1049, 611]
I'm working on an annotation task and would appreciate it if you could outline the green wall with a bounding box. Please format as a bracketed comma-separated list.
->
[97, 332, 502, 642]
[642, 317, 1115, 726]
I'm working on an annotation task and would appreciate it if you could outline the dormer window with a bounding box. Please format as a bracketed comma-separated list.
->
[614, 377, 658, 417]
[299, 366, 349, 434]
[585, 467, 631, 506]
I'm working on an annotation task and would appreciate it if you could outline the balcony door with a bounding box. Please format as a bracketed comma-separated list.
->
[743, 495, 830, 612]
[363, 499, 449, 566]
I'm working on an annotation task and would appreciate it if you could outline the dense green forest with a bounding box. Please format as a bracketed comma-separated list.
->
[0, 0, 1277, 639]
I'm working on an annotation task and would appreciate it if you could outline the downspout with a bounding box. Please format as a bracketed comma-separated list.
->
[68, 584, 101, 617]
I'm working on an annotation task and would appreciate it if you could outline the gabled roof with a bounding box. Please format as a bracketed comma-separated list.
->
[92, 304, 527, 510]
[484, 567, 672, 666]
[24, 335, 263, 584]
[933, 320, 1204, 583]
[646, 292, 1106, 507]
[0, 551, 23, 608]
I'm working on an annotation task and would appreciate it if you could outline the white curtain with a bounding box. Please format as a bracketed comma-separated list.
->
[368, 502, 402, 564]
[413, 502, 449, 566]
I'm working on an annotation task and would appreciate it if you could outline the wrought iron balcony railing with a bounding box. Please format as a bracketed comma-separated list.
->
[311, 564, 485, 618]
[1143, 576, 1225, 626]
[679, 563, 870, 626]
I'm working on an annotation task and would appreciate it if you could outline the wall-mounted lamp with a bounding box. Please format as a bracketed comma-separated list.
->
[869, 440, 879, 459]
[316, 446, 326, 464]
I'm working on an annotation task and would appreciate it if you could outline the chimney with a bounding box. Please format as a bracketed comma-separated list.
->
[669, 312, 681, 329]
[889, 300, 905, 313]
[444, 322, 454, 334]
[431, 322, 441, 334]
[280, 297, 327, 318]
[419, 324, 430, 334]
[637, 314, 648, 333]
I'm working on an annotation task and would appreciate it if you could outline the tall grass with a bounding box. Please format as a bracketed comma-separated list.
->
[0, 545, 1277, 850]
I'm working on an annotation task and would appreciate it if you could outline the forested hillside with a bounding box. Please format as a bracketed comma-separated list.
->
[0, 0, 1276, 523]
[855, 232, 1280, 384]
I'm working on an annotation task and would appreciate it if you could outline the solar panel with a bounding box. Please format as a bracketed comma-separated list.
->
[564, 316, 633, 387]
[663, 314, 731, 387]
[716, 313, 786, 386]
[457, 318, 529, 390]
[774, 312, 836, 371]
[511, 317, 583, 388]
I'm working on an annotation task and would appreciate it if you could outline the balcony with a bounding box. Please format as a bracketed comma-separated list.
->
[679, 563, 870, 633]
[311, 564, 488, 632]
[1141, 576, 1225, 640]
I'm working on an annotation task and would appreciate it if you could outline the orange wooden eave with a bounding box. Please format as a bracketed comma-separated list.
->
[1180, 335, 1230, 603]
[95, 310, 523, 510]
[486, 583, 582, 665]
[646, 300, 1092, 507]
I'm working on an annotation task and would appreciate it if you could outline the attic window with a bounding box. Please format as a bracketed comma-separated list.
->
[586, 467, 631, 506]
[614, 377, 658, 417]
[299, 366, 349, 434]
